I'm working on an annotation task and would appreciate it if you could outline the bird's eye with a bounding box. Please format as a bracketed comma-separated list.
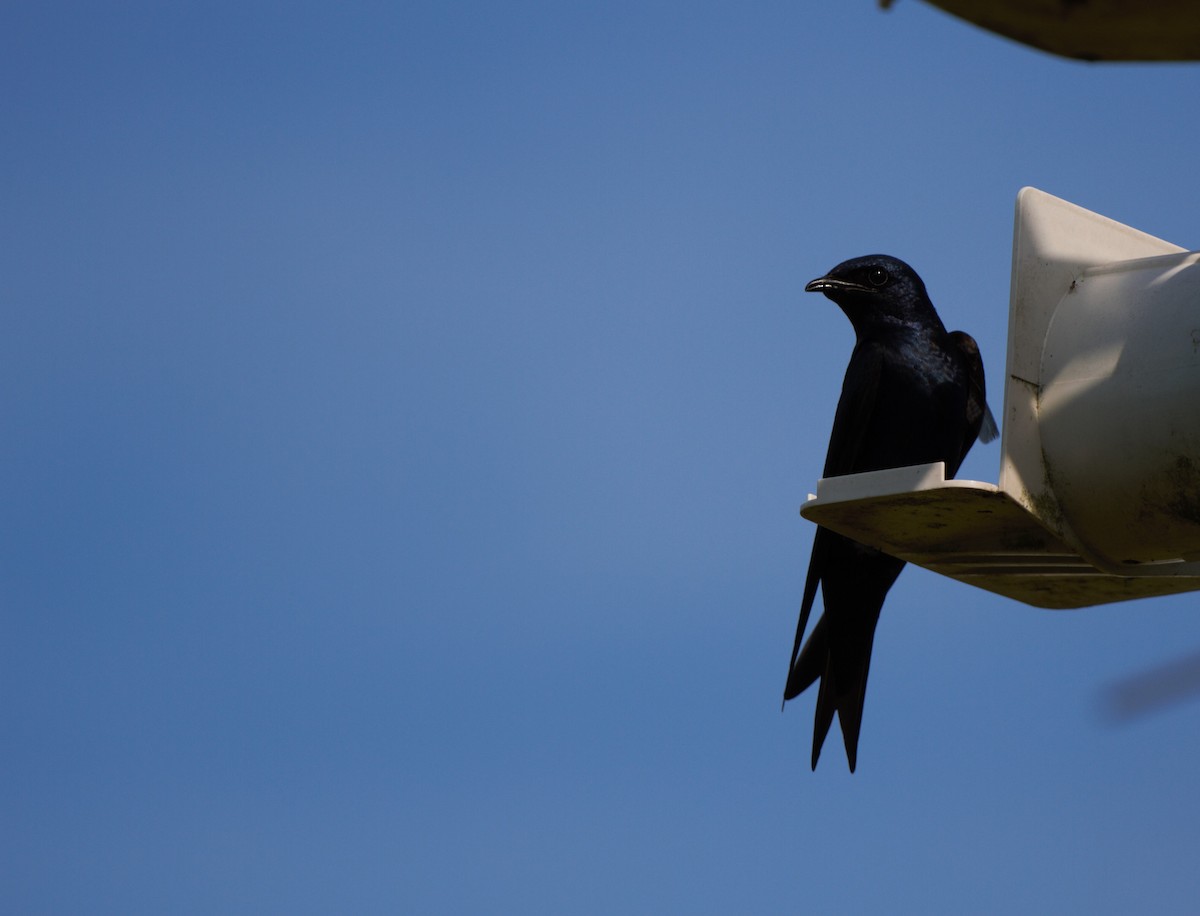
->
[867, 267, 889, 287]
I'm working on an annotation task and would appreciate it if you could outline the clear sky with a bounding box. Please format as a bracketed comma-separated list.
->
[3, 2, 1200, 913]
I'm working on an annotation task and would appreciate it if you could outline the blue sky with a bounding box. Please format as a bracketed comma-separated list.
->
[3, 2, 1200, 913]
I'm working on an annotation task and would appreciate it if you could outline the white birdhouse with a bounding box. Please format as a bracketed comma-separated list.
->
[801, 187, 1200, 609]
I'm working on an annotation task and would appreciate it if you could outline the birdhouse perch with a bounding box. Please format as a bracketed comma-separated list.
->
[801, 187, 1200, 609]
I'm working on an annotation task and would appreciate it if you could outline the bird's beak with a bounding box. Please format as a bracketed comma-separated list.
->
[805, 276, 871, 295]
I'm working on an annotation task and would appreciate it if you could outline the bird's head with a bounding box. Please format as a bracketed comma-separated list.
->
[805, 254, 943, 336]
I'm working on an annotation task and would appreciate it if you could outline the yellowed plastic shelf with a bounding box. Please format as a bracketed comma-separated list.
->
[801, 463, 1200, 610]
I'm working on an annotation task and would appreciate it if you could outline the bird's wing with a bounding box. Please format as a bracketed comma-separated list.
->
[823, 343, 886, 478]
[784, 344, 885, 698]
[784, 534, 826, 702]
[949, 330, 998, 455]
[978, 402, 999, 444]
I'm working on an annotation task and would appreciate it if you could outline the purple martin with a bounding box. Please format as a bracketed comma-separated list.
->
[784, 255, 996, 772]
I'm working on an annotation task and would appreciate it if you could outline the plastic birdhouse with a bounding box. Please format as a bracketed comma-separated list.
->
[801, 187, 1200, 609]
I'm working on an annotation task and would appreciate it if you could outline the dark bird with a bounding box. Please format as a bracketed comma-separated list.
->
[784, 255, 996, 772]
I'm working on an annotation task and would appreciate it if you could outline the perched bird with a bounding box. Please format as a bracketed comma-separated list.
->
[784, 255, 996, 772]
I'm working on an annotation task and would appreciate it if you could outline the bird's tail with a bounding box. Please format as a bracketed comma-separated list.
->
[792, 609, 888, 773]
[807, 624, 876, 773]
[783, 615, 849, 770]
